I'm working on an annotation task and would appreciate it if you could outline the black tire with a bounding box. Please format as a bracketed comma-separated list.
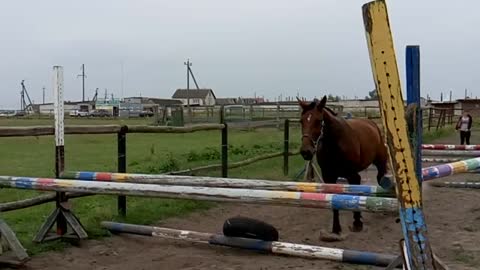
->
[223, 216, 279, 242]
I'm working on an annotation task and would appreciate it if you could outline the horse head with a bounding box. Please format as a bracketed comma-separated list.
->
[297, 95, 328, 161]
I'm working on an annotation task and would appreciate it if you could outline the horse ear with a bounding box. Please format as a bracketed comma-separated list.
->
[317, 95, 327, 110]
[297, 97, 310, 110]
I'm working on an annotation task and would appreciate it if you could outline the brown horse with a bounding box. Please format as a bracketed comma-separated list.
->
[297, 96, 389, 241]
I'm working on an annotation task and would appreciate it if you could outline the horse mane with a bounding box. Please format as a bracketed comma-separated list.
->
[300, 99, 338, 117]
[323, 106, 338, 116]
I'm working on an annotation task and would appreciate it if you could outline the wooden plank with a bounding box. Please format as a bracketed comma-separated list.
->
[126, 123, 225, 133]
[0, 192, 89, 212]
[101, 221, 400, 268]
[169, 151, 299, 175]
[0, 125, 122, 137]
[61, 170, 395, 197]
[362, 1, 435, 269]
[0, 219, 29, 262]
[0, 176, 399, 212]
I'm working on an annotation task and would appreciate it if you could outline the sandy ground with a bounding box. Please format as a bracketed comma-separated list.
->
[21, 132, 480, 270]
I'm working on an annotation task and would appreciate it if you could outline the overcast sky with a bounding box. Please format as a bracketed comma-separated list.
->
[0, 0, 478, 109]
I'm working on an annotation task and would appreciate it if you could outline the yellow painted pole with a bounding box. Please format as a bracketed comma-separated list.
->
[361, 1, 436, 269]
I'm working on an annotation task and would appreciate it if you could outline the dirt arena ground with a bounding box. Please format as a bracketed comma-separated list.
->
[23, 132, 480, 270]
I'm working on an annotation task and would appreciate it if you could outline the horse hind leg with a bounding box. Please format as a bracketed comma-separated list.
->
[348, 173, 363, 233]
[374, 157, 390, 189]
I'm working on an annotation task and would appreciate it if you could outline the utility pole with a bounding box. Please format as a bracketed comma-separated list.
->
[77, 64, 86, 102]
[42, 86, 45, 104]
[184, 59, 192, 121]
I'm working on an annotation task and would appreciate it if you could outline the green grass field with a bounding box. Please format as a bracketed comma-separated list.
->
[0, 117, 454, 255]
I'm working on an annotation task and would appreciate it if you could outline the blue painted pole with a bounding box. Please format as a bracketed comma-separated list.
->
[406, 45, 422, 185]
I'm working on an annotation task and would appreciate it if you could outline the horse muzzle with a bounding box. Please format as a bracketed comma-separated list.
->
[300, 147, 314, 161]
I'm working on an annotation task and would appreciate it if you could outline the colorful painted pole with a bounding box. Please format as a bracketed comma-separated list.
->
[61, 171, 395, 197]
[422, 150, 480, 157]
[362, 1, 436, 268]
[421, 158, 462, 163]
[429, 181, 480, 189]
[0, 176, 399, 213]
[101, 221, 399, 267]
[422, 157, 480, 181]
[422, 144, 480, 151]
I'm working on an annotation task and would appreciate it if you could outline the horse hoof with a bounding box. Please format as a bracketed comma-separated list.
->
[319, 229, 347, 242]
[349, 224, 363, 233]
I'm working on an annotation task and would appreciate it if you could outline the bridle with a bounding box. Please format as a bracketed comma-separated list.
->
[302, 119, 325, 154]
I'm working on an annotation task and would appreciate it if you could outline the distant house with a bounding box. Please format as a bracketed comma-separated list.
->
[172, 89, 216, 106]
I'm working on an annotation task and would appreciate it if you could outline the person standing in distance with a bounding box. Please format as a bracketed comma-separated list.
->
[456, 110, 473, 145]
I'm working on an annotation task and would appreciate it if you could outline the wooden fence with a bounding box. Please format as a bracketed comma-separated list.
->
[0, 119, 301, 216]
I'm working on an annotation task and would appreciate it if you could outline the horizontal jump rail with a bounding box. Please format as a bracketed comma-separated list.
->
[61, 170, 395, 197]
[421, 158, 462, 163]
[422, 157, 480, 181]
[422, 144, 480, 151]
[428, 181, 480, 189]
[101, 221, 400, 268]
[0, 124, 226, 137]
[0, 176, 398, 212]
[422, 150, 480, 157]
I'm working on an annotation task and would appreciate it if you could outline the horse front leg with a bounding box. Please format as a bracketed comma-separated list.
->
[319, 174, 346, 242]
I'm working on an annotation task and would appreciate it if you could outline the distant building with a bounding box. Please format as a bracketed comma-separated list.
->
[121, 97, 183, 117]
[216, 98, 237, 106]
[95, 98, 121, 116]
[172, 89, 216, 106]
[35, 101, 94, 115]
[456, 98, 480, 116]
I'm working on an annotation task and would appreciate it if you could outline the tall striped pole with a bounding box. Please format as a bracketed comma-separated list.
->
[33, 66, 88, 243]
[53, 66, 67, 236]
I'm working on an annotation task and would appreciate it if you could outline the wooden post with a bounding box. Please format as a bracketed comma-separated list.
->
[117, 127, 127, 216]
[428, 107, 432, 131]
[276, 103, 280, 129]
[362, 1, 438, 269]
[220, 106, 228, 178]
[406, 45, 423, 184]
[283, 119, 289, 176]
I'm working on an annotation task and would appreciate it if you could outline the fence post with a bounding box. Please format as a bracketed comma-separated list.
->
[117, 127, 127, 217]
[220, 105, 228, 178]
[283, 119, 289, 176]
[428, 107, 432, 131]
